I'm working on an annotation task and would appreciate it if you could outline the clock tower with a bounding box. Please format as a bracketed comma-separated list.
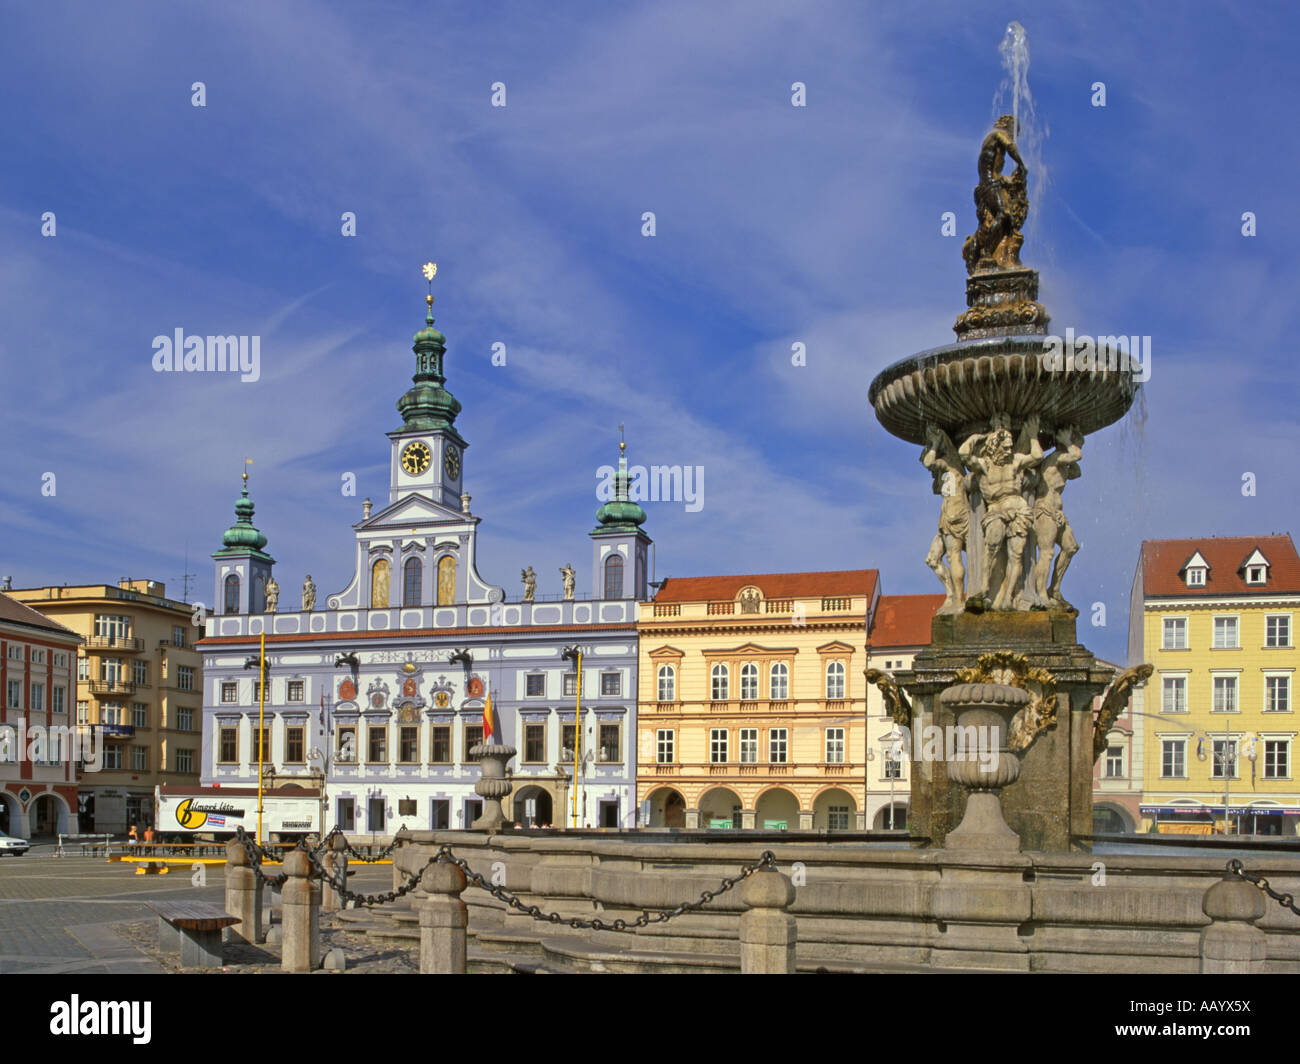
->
[388, 263, 467, 511]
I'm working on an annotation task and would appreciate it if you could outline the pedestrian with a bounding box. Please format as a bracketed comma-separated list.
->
[128, 824, 138, 848]
[144, 824, 155, 848]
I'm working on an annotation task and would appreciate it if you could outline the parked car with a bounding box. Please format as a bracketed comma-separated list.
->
[0, 832, 30, 856]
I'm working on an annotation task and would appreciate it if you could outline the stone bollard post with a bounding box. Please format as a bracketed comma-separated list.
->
[281, 848, 322, 973]
[1200, 874, 1267, 974]
[224, 838, 264, 944]
[321, 834, 349, 913]
[738, 865, 797, 974]
[418, 859, 468, 974]
[392, 826, 410, 892]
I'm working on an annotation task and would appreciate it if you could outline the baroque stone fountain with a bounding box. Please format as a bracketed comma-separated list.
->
[866, 103, 1145, 852]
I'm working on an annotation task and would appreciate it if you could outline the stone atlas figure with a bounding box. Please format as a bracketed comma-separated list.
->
[921, 424, 971, 614]
[1030, 425, 1082, 609]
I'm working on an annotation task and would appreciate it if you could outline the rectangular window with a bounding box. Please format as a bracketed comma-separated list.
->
[398, 725, 418, 763]
[6, 643, 22, 661]
[131, 745, 147, 771]
[600, 672, 621, 696]
[54, 652, 67, 668]
[102, 703, 123, 725]
[52, 687, 66, 714]
[656, 729, 674, 764]
[177, 707, 194, 731]
[103, 745, 122, 770]
[1162, 676, 1187, 713]
[1266, 675, 1291, 713]
[221, 682, 238, 703]
[525, 674, 545, 697]
[219, 726, 238, 763]
[1211, 739, 1237, 779]
[524, 724, 546, 763]
[29, 682, 44, 712]
[825, 727, 845, 764]
[1162, 617, 1187, 650]
[1212, 616, 1239, 649]
[173, 626, 186, 648]
[30, 648, 46, 665]
[7, 680, 21, 708]
[368, 726, 388, 763]
[337, 725, 357, 762]
[464, 724, 483, 757]
[599, 723, 620, 763]
[177, 666, 194, 692]
[93, 614, 131, 639]
[769, 728, 788, 764]
[132, 660, 148, 686]
[563, 673, 579, 697]
[287, 681, 304, 702]
[561, 724, 576, 760]
[253, 681, 267, 704]
[77, 656, 89, 681]
[255, 727, 270, 763]
[1212, 675, 1238, 713]
[1266, 615, 1291, 648]
[1264, 740, 1289, 779]
[132, 703, 147, 728]
[1161, 740, 1185, 778]
[175, 748, 194, 773]
[739, 728, 758, 764]
[286, 726, 305, 763]
[431, 799, 450, 829]
[828, 806, 849, 831]
[430, 725, 451, 763]
[710, 728, 728, 764]
[1105, 745, 1124, 778]
[76, 701, 89, 725]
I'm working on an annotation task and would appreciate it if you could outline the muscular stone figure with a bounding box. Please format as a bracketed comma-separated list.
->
[960, 413, 1042, 611]
[962, 114, 1028, 273]
[921, 424, 970, 614]
[1030, 425, 1082, 610]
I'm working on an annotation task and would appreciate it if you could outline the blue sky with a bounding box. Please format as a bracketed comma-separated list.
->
[2, 0, 1298, 665]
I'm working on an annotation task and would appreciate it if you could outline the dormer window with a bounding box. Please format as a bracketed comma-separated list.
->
[1183, 550, 1209, 589]
[1242, 549, 1270, 586]
[1247, 565, 1267, 585]
[1186, 568, 1206, 588]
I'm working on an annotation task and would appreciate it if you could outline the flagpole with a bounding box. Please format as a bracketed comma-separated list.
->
[572, 651, 582, 828]
[258, 630, 265, 846]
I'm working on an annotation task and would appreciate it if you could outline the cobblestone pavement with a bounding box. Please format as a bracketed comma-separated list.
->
[0, 854, 403, 974]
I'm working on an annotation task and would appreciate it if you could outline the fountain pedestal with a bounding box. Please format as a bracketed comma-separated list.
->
[469, 743, 516, 833]
[901, 611, 1113, 852]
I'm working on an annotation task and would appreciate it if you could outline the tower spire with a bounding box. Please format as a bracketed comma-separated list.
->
[594, 430, 646, 532]
[396, 260, 462, 432]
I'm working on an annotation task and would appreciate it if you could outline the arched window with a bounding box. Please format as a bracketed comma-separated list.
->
[371, 559, 390, 608]
[711, 664, 729, 701]
[437, 555, 456, 606]
[604, 554, 624, 599]
[223, 573, 240, 615]
[770, 662, 789, 700]
[403, 558, 422, 607]
[740, 662, 758, 700]
[657, 665, 675, 702]
[826, 660, 846, 699]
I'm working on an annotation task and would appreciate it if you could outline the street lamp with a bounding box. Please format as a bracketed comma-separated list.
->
[879, 726, 906, 831]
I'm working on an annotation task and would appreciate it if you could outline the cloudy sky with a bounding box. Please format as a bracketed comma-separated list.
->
[2, 1, 1297, 664]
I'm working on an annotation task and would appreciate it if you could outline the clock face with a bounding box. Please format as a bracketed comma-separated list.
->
[401, 441, 432, 475]
[444, 445, 461, 479]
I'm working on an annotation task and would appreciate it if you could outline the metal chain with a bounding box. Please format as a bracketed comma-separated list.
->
[1228, 859, 1300, 917]
[308, 824, 398, 863]
[233, 827, 288, 890]
[429, 846, 778, 933]
[306, 844, 423, 908]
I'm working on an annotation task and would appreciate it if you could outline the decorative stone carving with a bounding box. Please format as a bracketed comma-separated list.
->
[939, 681, 1029, 852]
[1092, 663, 1153, 761]
[1030, 425, 1082, 610]
[520, 566, 536, 602]
[960, 414, 1042, 611]
[952, 651, 1058, 754]
[921, 425, 970, 614]
[864, 668, 913, 729]
[301, 575, 316, 612]
[263, 576, 279, 613]
[560, 563, 576, 601]
[738, 589, 761, 614]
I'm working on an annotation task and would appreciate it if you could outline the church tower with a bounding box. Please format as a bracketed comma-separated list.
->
[589, 438, 651, 600]
[211, 469, 275, 615]
[386, 263, 467, 511]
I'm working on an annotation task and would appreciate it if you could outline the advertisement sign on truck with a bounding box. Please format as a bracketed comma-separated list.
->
[156, 784, 322, 842]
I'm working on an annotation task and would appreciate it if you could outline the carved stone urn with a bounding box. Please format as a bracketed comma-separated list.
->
[939, 682, 1030, 852]
[469, 743, 516, 832]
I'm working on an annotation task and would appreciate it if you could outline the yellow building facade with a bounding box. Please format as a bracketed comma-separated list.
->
[1130, 536, 1300, 836]
[636, 570, 880, 830]
[10, 580, 205, 833]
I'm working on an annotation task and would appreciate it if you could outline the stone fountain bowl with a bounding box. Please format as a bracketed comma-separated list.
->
[867, 335, 1142, 446]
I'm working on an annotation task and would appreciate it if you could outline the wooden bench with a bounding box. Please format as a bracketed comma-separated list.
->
[145, 901, 240, 968]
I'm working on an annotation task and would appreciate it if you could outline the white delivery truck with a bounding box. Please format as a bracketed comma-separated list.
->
[155, 783, 323, 844]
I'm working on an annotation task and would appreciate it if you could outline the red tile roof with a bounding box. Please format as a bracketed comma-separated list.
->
[0, 592, 81, 639]
[869, 594, 944, 647]
[652, 570, 878, 603]
[1140, 535, 1300, 597]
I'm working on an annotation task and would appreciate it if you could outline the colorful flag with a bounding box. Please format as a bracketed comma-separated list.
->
[482, 691, 496, 743]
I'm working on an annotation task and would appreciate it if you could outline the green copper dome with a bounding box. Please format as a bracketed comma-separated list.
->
[213, 477, 273, 561]
[593, 446, 647, 532]
[397, 302, 461, 432]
